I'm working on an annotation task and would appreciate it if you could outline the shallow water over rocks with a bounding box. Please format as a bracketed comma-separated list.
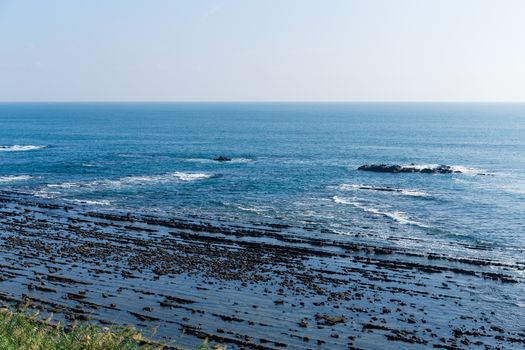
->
[0, 192, 523, 349]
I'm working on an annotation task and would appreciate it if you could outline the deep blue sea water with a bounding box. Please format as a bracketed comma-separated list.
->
[1, 102, 524, 263]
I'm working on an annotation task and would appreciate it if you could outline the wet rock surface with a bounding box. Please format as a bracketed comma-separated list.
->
[214, 156, 232, 162]
[0, 191, 523, 349]
[358, 164, 460, 174]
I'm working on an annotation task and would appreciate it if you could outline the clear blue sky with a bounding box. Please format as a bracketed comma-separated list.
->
[1, 0, 524, 102]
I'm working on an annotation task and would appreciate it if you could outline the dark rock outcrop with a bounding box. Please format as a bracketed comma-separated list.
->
[357, 164, 460, 174]
[214, 156, 232, 162]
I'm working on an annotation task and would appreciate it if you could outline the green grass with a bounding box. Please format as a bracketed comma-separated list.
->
[0, 307, 223, 350]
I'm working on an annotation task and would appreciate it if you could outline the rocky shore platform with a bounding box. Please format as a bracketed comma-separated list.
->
[0, 191, 523, 349]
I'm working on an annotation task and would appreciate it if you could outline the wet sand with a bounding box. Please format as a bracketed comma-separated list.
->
[0, 191, 524, 349]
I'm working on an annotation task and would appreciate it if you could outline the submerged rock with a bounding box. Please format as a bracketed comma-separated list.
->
[357, 164, 460, 174]
[214, 156, 232, 162]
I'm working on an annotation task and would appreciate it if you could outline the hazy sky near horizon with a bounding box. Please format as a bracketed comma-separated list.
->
[1, 0, 524, 102]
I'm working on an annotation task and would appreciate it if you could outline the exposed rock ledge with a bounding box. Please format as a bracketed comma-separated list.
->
[358, 164, 460, 174]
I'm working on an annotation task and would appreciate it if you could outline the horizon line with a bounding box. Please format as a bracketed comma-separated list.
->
[1, 100, 525, 104]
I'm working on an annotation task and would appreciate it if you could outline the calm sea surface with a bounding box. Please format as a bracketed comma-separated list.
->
[1, 102, 524, 262]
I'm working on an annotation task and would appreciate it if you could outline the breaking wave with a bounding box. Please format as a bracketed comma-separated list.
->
[122, 172, 214, 183]
[401, 164, 486, 175]
[333, 196, 430, 228]
[0, 145, 47, 152]
[46, 172, 215, 191]
[67, 199, 111, 206]
[0, 175, 33, 183]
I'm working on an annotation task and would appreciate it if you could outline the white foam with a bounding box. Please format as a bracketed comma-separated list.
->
[171, 172, 213, 182]
[374, 209, 420, 226]
[121, 175, 164, 184]
[47, 182, 82, 189]
[184, 158, 215, 164]
[399, 189, 429, 197]
[402, 163, 438, 170]
[337, 184, 429, 197]
[237, 205, 273, 213]
[122, 172, 213, 183]
[46, 172, 214, 191]
[337, 184, 361, 191]
[333, 196, 358, 205]
[333, 196, 430, 228]
[402, 163, 485, 175]
[449, 165, 484, 175]
[186, 157, 252, 164]
[32, 190, 60, 199]
[0, 145, 46, 152]
[68, 199, 111, 206]
[330, 228, 354, 236]
[229, 158, 252, 163]
[0, 175, 33, 183]
[238, 206, 263, 213]
[237, 205, 275, 218]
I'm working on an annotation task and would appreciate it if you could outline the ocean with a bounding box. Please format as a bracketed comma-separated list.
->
[1, 102, 524, 258]
[0, 102, 524, 348]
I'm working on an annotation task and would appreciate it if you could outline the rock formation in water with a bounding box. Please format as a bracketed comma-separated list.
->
[214, 156, 232, 162]
[358, 164, 460, 174]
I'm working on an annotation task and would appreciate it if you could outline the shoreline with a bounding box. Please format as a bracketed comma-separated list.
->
[0, 191, 523, 349]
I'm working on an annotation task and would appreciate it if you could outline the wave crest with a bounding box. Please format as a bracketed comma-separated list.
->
[45, 172, 215, 192]
[402, 164, 485, 175]
[0, 145, 46, 152]
[67, 199, 111, 206]
[333, 196, 430, 228]
[123, 172, 214, 183]
[0, 175, 33, 183]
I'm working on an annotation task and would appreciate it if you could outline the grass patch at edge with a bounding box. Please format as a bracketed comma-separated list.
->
[0, 307, 223, 350]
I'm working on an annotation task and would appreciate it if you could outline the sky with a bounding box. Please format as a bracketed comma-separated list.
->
[0, 0, 524, 102]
